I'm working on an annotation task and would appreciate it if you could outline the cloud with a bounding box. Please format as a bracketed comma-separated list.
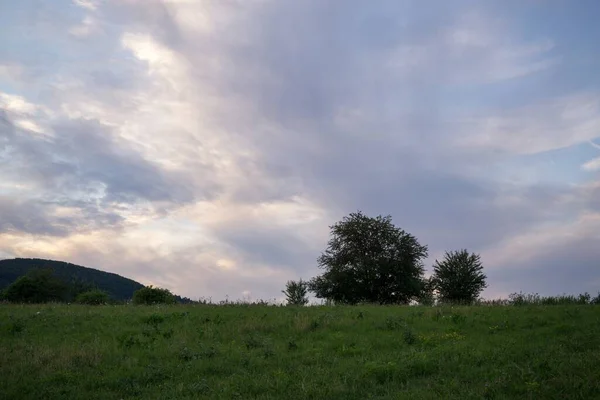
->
[456, 94, 600, 156]
[0, 0, 599, 300]
[69, 16, 101, 38]
[582, 157, 600, 171]
[482, 210, 600, 297]
[73, 0, 100, 12]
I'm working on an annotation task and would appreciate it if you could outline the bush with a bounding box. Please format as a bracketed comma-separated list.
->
[417, 277, 436, 306]
[509, 292, 597, 306]
[282, 279, 309, 306]
[3, 268, 69, 303]
[132, 286, 176, 305]
[75, 289, 110, 305]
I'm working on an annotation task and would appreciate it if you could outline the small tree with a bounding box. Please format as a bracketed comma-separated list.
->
[132, 286, 176, 305]
[432, 249, 487, 304]
[76, 289, 110, 305]
[309, 211, 428, 305]
[3, 268, 69, 303]
[282, 279, 309, 306]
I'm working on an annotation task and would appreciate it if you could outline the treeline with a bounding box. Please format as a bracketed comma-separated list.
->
[0, 268, 194, 305]
[1, 211, 598, 307]
[1, 268, 110, 305]
[281, 211, 600, 307]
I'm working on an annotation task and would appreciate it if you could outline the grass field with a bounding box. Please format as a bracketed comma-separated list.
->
[1, 304, 599, 399]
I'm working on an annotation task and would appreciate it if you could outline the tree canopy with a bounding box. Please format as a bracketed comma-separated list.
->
[432, 249, 487, 304]
[3, 268, 70, 303]
[309, 211, 428, 305]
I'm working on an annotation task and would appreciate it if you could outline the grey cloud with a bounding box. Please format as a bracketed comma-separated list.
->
[213, 225, 318, 275]
[2, 0, 598, 300]
[0, 197, 68, 236]
[2, 116, 199, 203]
[0, 196, 124, 237]
[1, 111, 216, 236]
[486, 235, 600, 297]
[121, 1, 593, 292]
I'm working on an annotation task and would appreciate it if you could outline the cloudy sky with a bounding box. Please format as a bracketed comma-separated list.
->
[1, 0, 599, 302]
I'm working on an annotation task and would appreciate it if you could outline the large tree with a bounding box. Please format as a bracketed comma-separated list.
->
[432, 249, 487, 304]
[309, 211, 428, 305]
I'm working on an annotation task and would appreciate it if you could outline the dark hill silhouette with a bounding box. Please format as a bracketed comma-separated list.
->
[0, 258, 144, 301]
[0, 258, 195, 303]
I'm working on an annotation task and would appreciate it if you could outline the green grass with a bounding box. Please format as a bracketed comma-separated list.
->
[1, 304, 599, 399]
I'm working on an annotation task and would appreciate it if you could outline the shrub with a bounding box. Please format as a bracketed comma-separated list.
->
[282, 279, 309, 306]
[132, 286, 176, 305]
[417, 277, 436, 306]
[3, 268, 69, 303]
[75, 289, 110, 305]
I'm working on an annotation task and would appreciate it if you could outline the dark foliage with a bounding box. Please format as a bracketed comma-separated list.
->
[3, 268, 70, 303]
[309, 211, 428, 305]
[0, 258, 193, 304]
[0, 258, 143, 301]
[75, 289, 110, 305]
[133, 286, 176, 305]
[417, 276, 436, 306]
[432, 249, 487, 304]
[282, 279, 309, 306]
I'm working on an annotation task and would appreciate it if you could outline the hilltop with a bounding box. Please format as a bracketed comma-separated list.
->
[0, 258, 144, 301]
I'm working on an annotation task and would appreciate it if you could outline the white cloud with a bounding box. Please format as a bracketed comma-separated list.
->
[456, 94, 600, 155]
[0, 92, 53, 135]
[582, 157, 600, 171]
[0, 93, 38, 115]
[72, 0, 99, 11]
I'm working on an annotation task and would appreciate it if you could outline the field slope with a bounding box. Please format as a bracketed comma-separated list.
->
[1, 304, 599, 399]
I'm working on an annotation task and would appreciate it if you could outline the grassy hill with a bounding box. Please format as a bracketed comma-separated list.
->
[0, 303, 598, 399]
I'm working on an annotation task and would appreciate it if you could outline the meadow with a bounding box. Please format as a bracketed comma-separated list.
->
[1, 303, 599, 399]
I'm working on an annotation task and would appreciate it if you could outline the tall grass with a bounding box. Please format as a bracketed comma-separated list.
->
[1, 302, 599, 399]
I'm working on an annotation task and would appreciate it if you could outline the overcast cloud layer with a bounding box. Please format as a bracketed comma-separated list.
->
[1, 0, 600, 301]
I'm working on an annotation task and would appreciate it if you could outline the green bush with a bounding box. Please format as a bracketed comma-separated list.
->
[282, 279, 309, 306]
[3, 268, 69, 303]
[75, 289, 110, 305]
[132, 286, 176, 305]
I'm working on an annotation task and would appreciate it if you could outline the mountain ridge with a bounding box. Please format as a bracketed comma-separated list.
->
[0, 258, 165, 301]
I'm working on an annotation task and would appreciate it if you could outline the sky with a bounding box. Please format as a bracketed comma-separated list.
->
[1, 0, 600, 302]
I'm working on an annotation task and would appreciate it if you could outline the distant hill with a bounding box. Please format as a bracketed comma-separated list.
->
[0, 258, 145, 301]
